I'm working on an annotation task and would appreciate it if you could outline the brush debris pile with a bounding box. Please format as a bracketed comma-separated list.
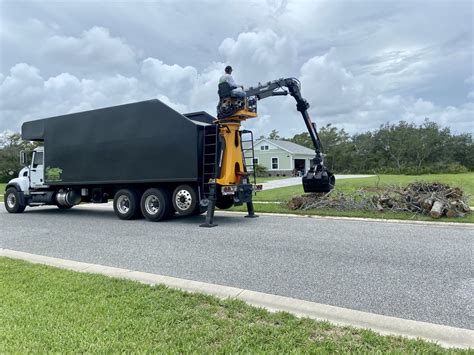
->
[287, 182, 471, 219]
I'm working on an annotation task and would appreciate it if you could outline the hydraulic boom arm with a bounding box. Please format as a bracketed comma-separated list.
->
[246, 78, 335, 192]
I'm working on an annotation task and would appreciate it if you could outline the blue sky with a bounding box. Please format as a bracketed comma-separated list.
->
[0, 0, 472, 137]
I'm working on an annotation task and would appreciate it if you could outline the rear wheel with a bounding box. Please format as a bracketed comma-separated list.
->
[141, 188, 172, 222]
[172, 185, 199, 216]
[113, 189, 140, 220]
[4, 188, 26, 213]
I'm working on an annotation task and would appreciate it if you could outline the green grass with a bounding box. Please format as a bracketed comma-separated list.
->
[255, 175, 291, 183]
[234, 173, 474, 223]
[0, 258, 455, 353]
[0, 183, 5, 202]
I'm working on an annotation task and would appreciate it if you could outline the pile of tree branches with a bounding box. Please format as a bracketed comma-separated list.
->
[287, 182, 471, 219]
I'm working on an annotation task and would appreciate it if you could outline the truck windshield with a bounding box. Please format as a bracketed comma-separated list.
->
[32, 152, 43, 168]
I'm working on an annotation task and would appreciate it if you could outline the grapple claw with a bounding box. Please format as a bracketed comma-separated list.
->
[302, 165, 335, 193]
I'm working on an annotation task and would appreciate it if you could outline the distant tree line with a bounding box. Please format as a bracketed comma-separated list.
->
[267, 119, 473, 174]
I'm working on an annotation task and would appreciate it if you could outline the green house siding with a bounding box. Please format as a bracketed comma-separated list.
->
[255, 151, 292, 171]
[254, 139, 315, 175]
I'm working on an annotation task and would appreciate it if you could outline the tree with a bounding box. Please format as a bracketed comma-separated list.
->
[413, 120, 449, 173]
[268, 129, 280, 140]
[289, 132, 313, 149]
[449, 133, 474, 170]
[317, 124, 352, 172]
[254, 163, 268, 177]
[352, 132, 380, 172]
[0, 132, 41, 182]
[375, 121, 415, 173]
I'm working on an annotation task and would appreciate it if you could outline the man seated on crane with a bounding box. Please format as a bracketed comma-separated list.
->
[219, 65, 245, 98]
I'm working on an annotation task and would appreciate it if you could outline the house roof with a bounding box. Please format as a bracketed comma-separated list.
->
[256, 138, 315, 155]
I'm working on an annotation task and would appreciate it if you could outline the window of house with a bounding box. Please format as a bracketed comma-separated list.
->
[271, 157, 279, 169]
[260, 145, 269, 151]
[253, 158, 259, 165]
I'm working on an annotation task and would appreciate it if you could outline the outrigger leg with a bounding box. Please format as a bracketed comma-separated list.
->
[200, 184, 218, 227]
[244, 201, 258, 218]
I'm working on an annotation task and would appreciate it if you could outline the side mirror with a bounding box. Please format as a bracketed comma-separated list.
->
[20, 151, 27, 166]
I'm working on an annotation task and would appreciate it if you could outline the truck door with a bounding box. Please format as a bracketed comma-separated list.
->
[30, 151, 44, 188]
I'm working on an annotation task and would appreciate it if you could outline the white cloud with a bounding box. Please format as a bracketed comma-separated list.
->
[0, 63, 45, 111]
[0, 64, 148, 132]
[218, 29, 298, 85]
[41, 27, 138, 75]
[299, 49, 365, 116]
[0, 1, 472, 138]
[141, 58, 198, 102]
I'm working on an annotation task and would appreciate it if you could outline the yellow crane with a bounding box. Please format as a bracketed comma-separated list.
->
[201, 78, 335, 227]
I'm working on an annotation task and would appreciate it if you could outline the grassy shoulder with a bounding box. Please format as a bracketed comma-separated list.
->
[0, 257, 453, 353]
[0, 183, 5, 201]
[231, 203, 474, 223]
[233, 173, 474, 223]
[254, 173, 474, 202]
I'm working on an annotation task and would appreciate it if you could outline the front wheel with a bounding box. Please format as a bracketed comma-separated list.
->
[4, 188, 26, 213]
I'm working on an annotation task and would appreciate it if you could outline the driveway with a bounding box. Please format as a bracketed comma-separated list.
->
[262, 174, 374, 190]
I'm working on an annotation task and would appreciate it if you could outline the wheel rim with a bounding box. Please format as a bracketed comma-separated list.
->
[6, 193, 16, 209]
[145, 195, 160, 215]
[116, 195, 130, 214]
[175, 190, 192, 211]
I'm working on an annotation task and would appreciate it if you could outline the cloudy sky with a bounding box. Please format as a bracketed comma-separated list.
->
[0, 0, 472, 138]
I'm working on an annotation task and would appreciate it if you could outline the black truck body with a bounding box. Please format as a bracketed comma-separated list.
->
[22, 99, 213, 185]
[5, 98, 255, 223]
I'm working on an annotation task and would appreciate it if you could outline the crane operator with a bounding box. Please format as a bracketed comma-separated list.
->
[219, 65, 246, 98]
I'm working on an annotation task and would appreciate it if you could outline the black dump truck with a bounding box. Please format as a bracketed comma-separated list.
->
[4, 99, 260, 224]
[5, 78, 335, 226]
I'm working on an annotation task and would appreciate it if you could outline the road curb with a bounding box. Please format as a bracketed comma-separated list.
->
[1, 248, 472, 349]
[71, 203, 474, 227]
[218, 210, 474, 227]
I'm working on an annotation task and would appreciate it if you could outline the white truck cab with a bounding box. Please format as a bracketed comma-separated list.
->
[4, 147, 53, 213]
[8, 147, 46, 192]
[29, 147, 45, 188]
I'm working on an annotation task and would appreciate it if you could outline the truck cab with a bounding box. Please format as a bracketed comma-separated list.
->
[29, 147, 46, 188]
[8, 147, 46, 192]
[4, 147, 53, 213]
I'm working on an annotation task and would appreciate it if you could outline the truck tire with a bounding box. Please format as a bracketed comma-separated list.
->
[172, 185, 199, 216]
[140, 188, 172, 222]
[4, 187, 26, 213]
[216, 196, 234, 210]
[113, 189, 140, 220]
[56, 204, 73, 210]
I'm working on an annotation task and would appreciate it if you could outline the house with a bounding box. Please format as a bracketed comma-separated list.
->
[253, 138, 315, 176]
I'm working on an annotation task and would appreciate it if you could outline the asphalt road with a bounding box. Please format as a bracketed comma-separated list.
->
[1, 204, 473, 329]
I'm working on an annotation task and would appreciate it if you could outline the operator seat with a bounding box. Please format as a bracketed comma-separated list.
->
[217, 82, 248, 119]
[218, 82, 236, 99]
